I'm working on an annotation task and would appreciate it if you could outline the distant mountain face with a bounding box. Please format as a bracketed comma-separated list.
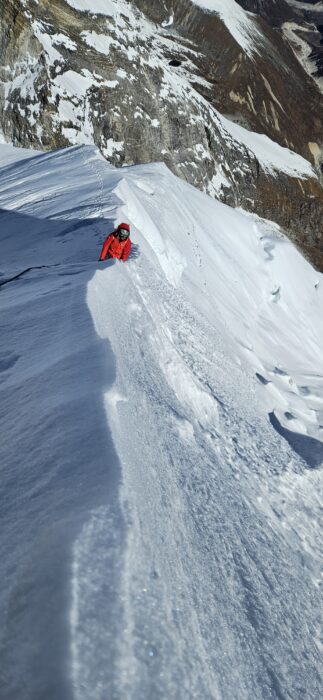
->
[1, 0, 323, 269]
[238, 0, 323, 85]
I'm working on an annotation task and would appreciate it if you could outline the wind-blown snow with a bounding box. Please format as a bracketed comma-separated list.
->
[191, 0, 262, 56]
[0, 143, 322, 699]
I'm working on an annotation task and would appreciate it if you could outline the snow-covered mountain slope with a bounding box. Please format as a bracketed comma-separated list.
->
[2, 0, 323, 270]
[1, 143, 322, 699]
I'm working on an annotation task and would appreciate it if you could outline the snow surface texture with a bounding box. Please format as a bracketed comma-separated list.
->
[0, 144, 322, 700]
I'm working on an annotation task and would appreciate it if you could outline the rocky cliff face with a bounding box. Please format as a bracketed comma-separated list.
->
[238, 0, 323, 96]
[1, 0, 323, 269]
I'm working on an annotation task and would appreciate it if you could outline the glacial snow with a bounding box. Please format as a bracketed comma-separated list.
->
[0, 144, 322, 700]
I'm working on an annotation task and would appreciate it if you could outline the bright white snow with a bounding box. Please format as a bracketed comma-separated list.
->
[81, 30, 117, 54]
[220, 114, 317, 178]
[0, 143, 322, 699]
[65, 0, 117, 14]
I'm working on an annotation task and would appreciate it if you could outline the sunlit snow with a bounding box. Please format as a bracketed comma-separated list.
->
[220, 115, 317, 179]
[0, 143, 322, 699]
[65, 0, 117, 14]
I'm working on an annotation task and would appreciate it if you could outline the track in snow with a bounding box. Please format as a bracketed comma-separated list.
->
[81, 257, 322, 700]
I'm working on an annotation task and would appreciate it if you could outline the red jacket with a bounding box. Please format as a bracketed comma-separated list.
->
[99, 232, 131, 262]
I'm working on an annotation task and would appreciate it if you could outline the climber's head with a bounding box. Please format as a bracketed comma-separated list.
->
[117, 223, 130, 240]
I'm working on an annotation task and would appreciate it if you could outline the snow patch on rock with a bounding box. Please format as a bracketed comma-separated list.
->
[191, 0, 262, 57]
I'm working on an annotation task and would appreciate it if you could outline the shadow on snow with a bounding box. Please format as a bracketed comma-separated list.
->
[0, 207, 126, 700]
[269, 412, 323, 470]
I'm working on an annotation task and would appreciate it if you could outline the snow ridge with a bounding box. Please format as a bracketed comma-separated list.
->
[0, 143, 322, 699]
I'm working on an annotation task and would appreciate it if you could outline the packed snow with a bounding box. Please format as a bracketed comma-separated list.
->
[0, 143, 322, 700]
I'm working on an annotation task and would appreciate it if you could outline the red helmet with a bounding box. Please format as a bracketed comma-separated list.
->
[117, 222, 130, 233]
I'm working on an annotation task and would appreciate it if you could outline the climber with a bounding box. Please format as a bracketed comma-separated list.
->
[99, 222, 132, 262]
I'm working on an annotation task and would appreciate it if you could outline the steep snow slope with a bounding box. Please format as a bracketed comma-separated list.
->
[0, 144, 322, 700]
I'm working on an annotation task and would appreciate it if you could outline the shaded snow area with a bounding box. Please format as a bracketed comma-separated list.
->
[0, 143, 322, 700]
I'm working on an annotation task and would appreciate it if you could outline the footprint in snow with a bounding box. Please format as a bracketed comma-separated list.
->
[0, 352, 20, 373]
[298, 385, 311, 397]
[261, 237, 276, 261]
[273, 366, 288, 377]
[255, 372, 270, 386]
[270, 285, 281, 302]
